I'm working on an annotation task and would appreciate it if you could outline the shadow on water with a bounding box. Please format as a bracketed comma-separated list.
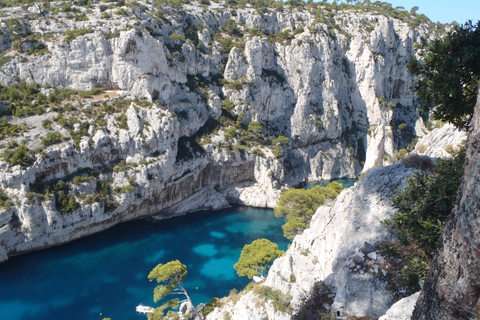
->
[0, 205, 288, 320]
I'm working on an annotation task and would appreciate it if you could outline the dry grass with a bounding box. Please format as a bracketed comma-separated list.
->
[416, 143, 428, 153]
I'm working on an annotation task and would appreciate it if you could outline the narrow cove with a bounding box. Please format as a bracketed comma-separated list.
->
[0, 205, 288, 320]
[0, 179, 356, 320]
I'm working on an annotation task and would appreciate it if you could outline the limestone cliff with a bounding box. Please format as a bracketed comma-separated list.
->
[411, 90, 480, 318]
[0, 1, 439, 262]
[206, 160, 423, 320]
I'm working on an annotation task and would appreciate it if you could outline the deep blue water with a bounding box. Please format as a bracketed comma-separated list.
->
[0, 206, 288, 320]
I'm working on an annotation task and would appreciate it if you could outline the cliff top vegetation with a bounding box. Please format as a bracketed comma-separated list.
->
[408, 20, 480, 130]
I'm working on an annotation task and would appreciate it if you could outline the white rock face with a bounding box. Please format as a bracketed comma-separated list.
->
[379, 292, 420, 320]
[0, 101, 280, 263]
[415, 123, 467, 158]
[0, 1, 438, 262]
[0, 1, 431, 183]
[207, 161, 419, 320]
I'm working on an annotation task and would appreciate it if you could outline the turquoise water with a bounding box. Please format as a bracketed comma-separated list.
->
[302, 178, 357, 189]
[0, 206, 288, 320]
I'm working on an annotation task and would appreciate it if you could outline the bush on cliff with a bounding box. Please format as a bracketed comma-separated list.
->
[383, 146, 466, 282]
[0, 188, 13, 208]
[41, 131, 63, 146]
[46, 179, 79, 214]
[275, 182, 343, 239]
[2, 143, 34, 168]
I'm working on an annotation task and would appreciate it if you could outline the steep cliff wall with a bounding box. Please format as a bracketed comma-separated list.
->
[206, 160, 421, 320]
[0, 1, 437, 262]
[411, 90, 480, 319]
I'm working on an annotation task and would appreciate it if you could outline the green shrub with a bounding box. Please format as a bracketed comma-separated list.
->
[70, 122, 90, 147]
[113, 160, 130, 172]
[201, 297, 221, 316]
[257, 286, 292, 313]
[275, 182, 343, 239]
[0, 116, 22, 138]
[0, 55, 14, 67]
[116, 113, 128, 130]
[2, 144, 34, 168]
[0, 188, 13, 208]
[113, 185, 134, 193]
[217, 37, 245, 55]
[116, 7, 128, 16]
[224, 19, 243, 37]
[271, 136, 289, 159]
[42, 132, 63, 146]
[392, 148, 408, 162]
[47, 179, 79, 214]
[221, 99, 235, 112]
[78, 87, 105, 98]
[169, 33, 185, 43]
[0, 80, 44, 117]
[42, 119, 52, 130]
[64, 27, 94, 43]
[383, 146, 466, 280]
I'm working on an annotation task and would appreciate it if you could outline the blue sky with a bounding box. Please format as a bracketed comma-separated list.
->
[385, 0, 480, 24]
[328, 1, 480, 24]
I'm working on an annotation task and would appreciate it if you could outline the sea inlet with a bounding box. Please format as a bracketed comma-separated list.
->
[0, 179, 355, 320]
[0, 206, 288, 320]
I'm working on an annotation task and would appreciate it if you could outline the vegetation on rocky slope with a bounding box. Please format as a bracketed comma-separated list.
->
[148, 260, 205, 320]
[274, 182, 343, 239]
[382, 146, 466, 287]
[381, 20, 479, 288]
[234, 238, 284, 279]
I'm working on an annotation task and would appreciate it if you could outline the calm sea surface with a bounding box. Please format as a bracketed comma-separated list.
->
[0, 206, 288, 320]
[0, 179, 356, 320]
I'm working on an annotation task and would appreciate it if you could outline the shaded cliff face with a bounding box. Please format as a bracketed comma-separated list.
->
[0, 1, 436, 262]
[411, 90, 480, 319]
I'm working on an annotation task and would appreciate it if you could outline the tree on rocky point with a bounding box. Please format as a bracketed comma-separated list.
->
[148, 260, 204, 320]
[234, 238, 284, 279]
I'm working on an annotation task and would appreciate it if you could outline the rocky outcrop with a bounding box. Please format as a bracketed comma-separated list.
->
[415, 123, 467, 158]
[207, 160, 423, 320]
[0, 101, 282, 263]
[0, 1, 437, 261]
[380, 292, 420, 320]
[0, 1, 432, 178]
[411, 90, 480, 319]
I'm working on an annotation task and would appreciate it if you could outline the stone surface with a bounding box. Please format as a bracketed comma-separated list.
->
[206, 161, 419, 320]
[0, 1, 438, 264]
[412, 89, 480, 319]
[379, 292, 420, 320]
[0, 1, 432, 184]
[415, 123, 467, 158]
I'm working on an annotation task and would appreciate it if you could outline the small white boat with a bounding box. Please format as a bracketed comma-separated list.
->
[136, 304, 155, 314]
